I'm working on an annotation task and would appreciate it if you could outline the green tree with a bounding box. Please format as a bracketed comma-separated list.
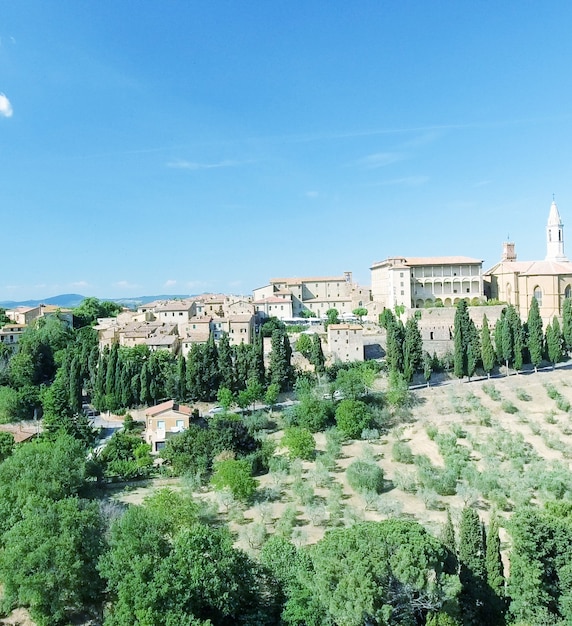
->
[0, 431, 15, 462]
[441, 508, 458, 575]
[459, 507, 487, 626]
[546, 316, 563, 368]
[453, 300, 478, 380]
[527, 297, 544, 372]
[264, 382, 280, 414]
[296, 333, 313, 359]
[211, 458, 256, 502]
[217, 333, 234, 392]
[0, 497, 104, 626]
[563, 296, 572, 355]
[0, 435, 87, 535]
[403, 316, 423, 383]
[269, 327, 293, 391]
[310, 334, 326, 374]
[485, 514, 506, 625]
[282, 426, 315, 460]
[335, 399, 372, 439]
[481, 314, 495, 378]
[423, 351, 433, 387]
[324, 308, 340, 330]
[217, 386, 235, 412]
[353, 307, 368, 322]
[283, 520, 448, 626]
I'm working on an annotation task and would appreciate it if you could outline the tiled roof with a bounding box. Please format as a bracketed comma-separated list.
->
[371, 256, 482, 269]
[146, 400, 193, 417]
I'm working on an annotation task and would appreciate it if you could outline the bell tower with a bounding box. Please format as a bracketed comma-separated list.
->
[546, 198, 567, 262]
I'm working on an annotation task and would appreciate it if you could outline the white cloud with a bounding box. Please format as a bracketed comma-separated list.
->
[186, 280, 208, 290]
[166, 159, 241, 170]
[305, 191, 319, 198]
[0, 93, 13, 118]
[71, 281, 89, 289]
[164, 279, 177, 287]
[356, 152, 404, 168]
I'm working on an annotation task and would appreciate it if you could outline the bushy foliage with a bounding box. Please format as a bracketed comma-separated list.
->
[346, 459, 384, 494]
[335, 399, 372, 439]
[282, 427, 315, 460]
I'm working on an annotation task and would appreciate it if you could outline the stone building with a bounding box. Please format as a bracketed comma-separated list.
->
[253, 271, 370, 320]
[326, 323, 364, 362]
[485, 200, 572, 324]
[370, 256, 483, 310]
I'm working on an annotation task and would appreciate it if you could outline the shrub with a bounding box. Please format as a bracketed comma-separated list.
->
[393, 468, 418, 493]
[361, 428, 380, 441]
[282, 427, 315, 460]
[425, 424, 438, 440]
[211, 458, 257, 502]
[346, 459, 384, 494]
[392, 441, 415, 464]
[335, 399, 373, 439]
[482, 383, 501, 401]
[515, 388, 532, 402]
[501, 400, 518, 414]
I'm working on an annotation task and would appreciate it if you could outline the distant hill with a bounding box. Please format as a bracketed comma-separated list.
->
[0, 293, 87, 309]
[0, 293, 197, 309]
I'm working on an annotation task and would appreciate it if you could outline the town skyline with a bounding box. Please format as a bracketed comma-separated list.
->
[3, 2, 572, 300]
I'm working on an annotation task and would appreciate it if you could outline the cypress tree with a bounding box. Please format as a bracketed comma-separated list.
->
[217, 333, 234, 391]
[546, 317, 563, 369]
[459, 506, 487, 626]
[310, 334, 326, 375]
[403, 316, 423, 383]
[68, 356, 82, 415]
[499, 309, 513, 374]
[423, 351, 432, 387]
[106, 343, 119, 398]
[512, 311, 524, 372]
[234, 342, 250, 391]
[202, 334, 220, 401]
[441, 508, 458, 575]
[481, 315, 495, 378]
[485, 514, 506, 625]
[269, 328, 293, 391]
[453, 300, 471, 379]
[251, 332, 266, 385]
[527, 297, 543, 372]
[94, 351, 107, 410]
[563, 297, 572, 355]
[386, 315, 405, 373]
[175, 354, 187, 401]
[139, 361, 151, 405]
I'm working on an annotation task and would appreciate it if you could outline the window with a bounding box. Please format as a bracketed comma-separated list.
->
[565, 285, 572, 299]
[533, 286, 543, 307]
[400, 272, 403, 278]
[176, 419, 184, 429]
[157, 420, 165, 430]
[401, 290, 404, 296]
[430, 331, 434, 340]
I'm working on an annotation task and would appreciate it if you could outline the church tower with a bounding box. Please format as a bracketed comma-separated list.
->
[546, 199, 567, 262]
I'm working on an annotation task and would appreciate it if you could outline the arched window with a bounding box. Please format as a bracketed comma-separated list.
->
[565, 285, 571, 299]
[533, 286, 543, 307]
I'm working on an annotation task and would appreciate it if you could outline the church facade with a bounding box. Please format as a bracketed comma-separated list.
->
[485, 200, 572, 324]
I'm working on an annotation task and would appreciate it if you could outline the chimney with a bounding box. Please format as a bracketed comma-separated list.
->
[502, 242, 516, 262]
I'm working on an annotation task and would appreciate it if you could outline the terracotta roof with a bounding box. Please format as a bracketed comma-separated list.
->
[328, 324, 364, 330]
[145, 400, 193, 417]
[154, 301, 194, 311]
[253, 297, 293, 304]
[270, 276, 348, 284]
[485, 259, 572, 277]
[372, 256, 482, 269]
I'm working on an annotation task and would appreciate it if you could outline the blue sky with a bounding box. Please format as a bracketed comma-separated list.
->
[2, 1, 572, 301]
